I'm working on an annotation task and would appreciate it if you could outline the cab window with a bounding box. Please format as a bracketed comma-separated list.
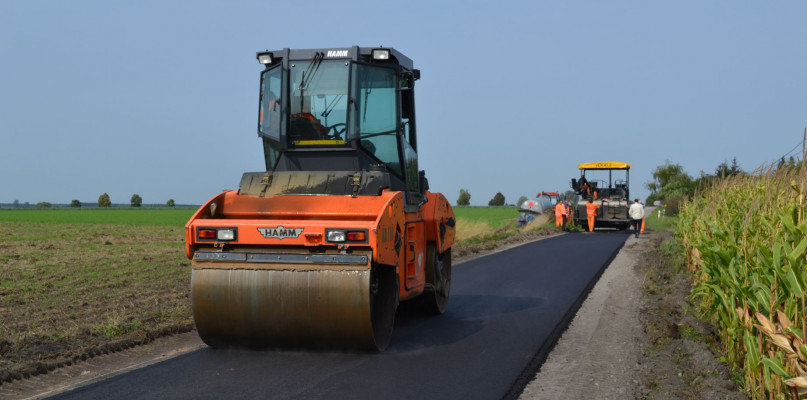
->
[259, 65, 282, 140]
[351, 64, 401, 177]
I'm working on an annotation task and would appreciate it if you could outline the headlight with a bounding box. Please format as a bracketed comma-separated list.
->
[257, 52, 273, 65]
[372, 49, 390, 60]
[217, 229, 236, 241]
[327, 230, 346, 242]
[326, 229, 368, 243]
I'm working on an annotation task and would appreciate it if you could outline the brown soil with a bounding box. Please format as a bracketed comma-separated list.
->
[0, 224, 749, 399]
[0, 222, 193, 390]
[633, 232, 747, 400]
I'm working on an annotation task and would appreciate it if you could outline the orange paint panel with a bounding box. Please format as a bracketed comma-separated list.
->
[185, 191, 407, 266]
[420, 191, 456, 253]
[185, 189, 448, 301]
[218, 191, 393, 221]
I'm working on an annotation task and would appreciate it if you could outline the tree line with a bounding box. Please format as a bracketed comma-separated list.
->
[452, 156, 803, 211]
[11, 195, 177, 209]
[455, 189, 507, 206]
[644, 156, 802, 215]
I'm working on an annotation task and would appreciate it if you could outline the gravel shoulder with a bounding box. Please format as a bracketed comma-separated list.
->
[519, 228, 748, 400]
[519, 231, 646, 399]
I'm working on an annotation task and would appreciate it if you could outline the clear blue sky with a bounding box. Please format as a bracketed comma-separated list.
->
[2, 1, 805, 206]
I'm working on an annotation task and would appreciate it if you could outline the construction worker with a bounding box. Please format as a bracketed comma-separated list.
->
[291, 111, 329, 137]
[628, 198, 644, 238]
[561, 199, 570, 231]
[585, 198, 600, 232]
[579, 176, 591, 199]
[554, 201, 565, 229]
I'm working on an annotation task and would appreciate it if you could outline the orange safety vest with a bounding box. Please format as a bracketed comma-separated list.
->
[586, 202, 600, 216]
[554, 202, 565, 216]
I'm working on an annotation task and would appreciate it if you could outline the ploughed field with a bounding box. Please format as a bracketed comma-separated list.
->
[0, 206, 536, 385]
[0, 209, 195, 383]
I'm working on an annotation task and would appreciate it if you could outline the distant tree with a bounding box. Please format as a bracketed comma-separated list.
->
[715, 157, 744, 178]
[488, 192, 505, 206]
[36, 201, 52, 209]
[777, 157, 785, 170]
[166, 199, 175, 207]
[130, 194, 143, 207]
[644, 160, 694, 210]
[13, 200, 19, 208]
[457, 189, 471, 206]
[516, 195, 528, 207]
[98, 193, 112, 207]
[645, 160, 692, 194]
[776, 156, 803, 171]
[70, 199, 82, 208]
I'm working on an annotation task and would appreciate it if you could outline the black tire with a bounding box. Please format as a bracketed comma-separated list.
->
[369, 264, 399, 351]
[420, 244, 451, 315]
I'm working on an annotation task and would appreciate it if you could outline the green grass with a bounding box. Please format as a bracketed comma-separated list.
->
[1, 207, 523, 230]
[645, 214, 678, 232]
[0, 208, 196, 226]
[452, 206, 520, 229]
[452, 206, 555, 244]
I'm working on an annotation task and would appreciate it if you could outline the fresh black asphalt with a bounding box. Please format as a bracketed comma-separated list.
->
[50, 232, 628, 400]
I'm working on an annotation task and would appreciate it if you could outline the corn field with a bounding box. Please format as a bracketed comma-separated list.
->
[678, 161, 807, 399]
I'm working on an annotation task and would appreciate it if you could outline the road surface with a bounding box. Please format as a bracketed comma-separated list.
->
[51, 232, 628, 400]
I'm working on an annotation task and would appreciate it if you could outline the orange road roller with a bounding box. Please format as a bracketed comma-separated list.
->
[185, 46, 455, 351]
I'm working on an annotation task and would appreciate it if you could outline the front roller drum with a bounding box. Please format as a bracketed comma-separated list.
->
[191, 264, 399, 351]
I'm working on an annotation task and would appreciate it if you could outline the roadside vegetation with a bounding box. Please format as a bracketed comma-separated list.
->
[453, 206, 554, 245]
[678, 162, 807, 399]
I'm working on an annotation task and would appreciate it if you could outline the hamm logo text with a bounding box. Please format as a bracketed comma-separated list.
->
[257, 226, 304, 239]
[326, 50, 348, 57]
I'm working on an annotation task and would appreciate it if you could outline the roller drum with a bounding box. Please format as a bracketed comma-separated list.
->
[191, 261, 398, 351]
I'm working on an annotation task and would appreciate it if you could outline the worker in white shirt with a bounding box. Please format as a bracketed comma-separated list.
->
[628, 198, 644, 238]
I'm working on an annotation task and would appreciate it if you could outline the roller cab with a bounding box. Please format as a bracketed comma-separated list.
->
[185, 47, 455, 351]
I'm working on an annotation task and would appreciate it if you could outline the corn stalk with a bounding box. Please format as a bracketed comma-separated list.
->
[679, 152, 807, 399]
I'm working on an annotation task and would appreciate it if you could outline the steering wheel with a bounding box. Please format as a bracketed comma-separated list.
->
[326, 123, 346, 139]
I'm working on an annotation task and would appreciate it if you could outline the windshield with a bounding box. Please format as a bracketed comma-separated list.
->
[289, 59, 349, 144]
[256, 58, 408, 180]
[580, 169, 629, 201]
